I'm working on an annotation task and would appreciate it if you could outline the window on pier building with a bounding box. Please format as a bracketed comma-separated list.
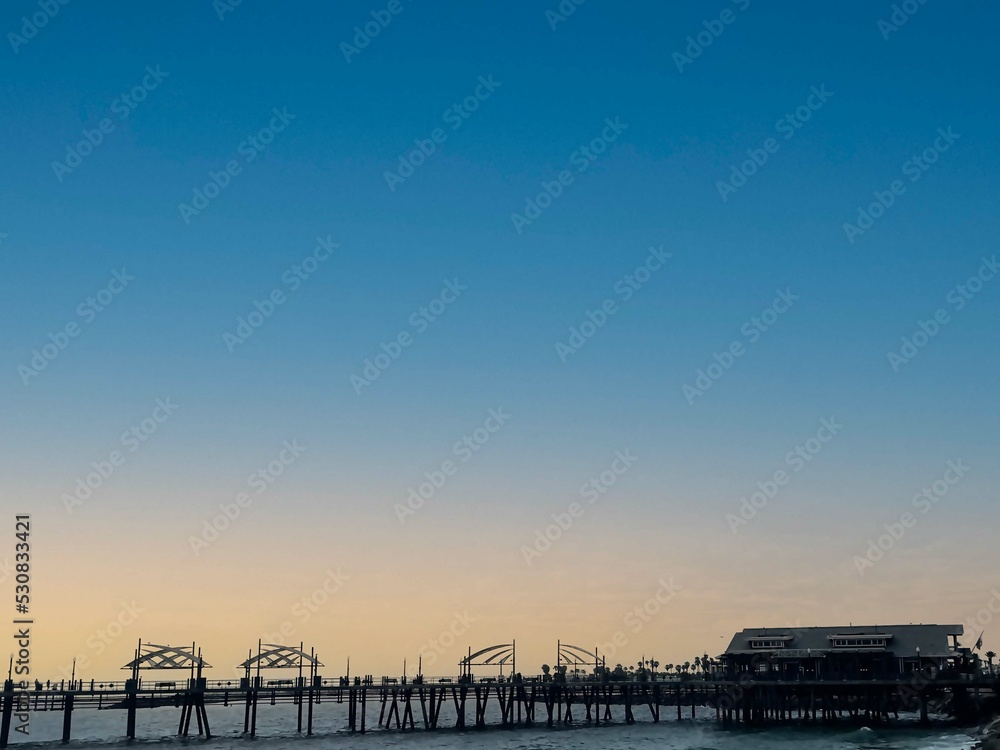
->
[749, 639, 786, 649]
[830, 636, 887, 648]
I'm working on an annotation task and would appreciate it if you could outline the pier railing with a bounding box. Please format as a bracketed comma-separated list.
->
[11, 670, 995, 695]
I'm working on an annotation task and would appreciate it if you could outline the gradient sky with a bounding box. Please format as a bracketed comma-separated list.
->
[2, 0, 999, 679]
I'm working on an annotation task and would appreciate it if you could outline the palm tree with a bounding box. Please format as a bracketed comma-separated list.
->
[693, 656, 701, 675]
[986, 651, 996, 675]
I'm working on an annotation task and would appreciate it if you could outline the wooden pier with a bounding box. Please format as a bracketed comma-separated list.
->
[2, 639, 996, 745]
[2, 673, 996, 745]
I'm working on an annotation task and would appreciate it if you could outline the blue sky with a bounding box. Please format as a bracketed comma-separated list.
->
[2, 0, 999, 674]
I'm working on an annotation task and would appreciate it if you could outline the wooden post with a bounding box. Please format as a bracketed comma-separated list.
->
[456, 685, 466, 729]
[195, 650, 210, 739]
[243, 686, 252, 732]
[296, 687, 303, 732]
[403, 689, 415, 730]
[296, 642, 304, 734]
[61, 692, 74, 743]
[250, 641, 261, 737]
[360, 687, 367, 733]
[200, 701, 212, 739]
[306, 655, 315, 736]
[419, 687, 429, 729]
[183, 693, 195, 736]
[1, 680, 14, 750]
[556, 682, 562, 727]
[125, 678, 137, 739]
[249, 685, 258, 737]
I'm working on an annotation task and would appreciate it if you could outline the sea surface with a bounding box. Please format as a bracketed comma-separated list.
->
[7, 701, 977, 750]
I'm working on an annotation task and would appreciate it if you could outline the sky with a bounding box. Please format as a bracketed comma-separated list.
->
[1, 0, 999, 680]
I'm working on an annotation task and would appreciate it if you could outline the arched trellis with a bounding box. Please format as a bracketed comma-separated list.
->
[119, 642, 212, 740]
[240, 640, 323, 689]
[239, 644, 324, 673]
[457, 642, 516, 678]
[557, 641, 603, 674]
[121, 642, 212, 672]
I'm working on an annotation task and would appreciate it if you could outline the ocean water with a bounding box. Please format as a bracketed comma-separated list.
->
[7, 700, 977, 750]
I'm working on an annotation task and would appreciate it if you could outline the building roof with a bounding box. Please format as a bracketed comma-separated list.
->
[724, 624, 965, 659]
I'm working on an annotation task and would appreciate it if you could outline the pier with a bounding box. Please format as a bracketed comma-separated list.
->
[1, 640, 996, 745]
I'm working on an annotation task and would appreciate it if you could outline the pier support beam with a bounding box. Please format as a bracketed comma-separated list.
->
[61, 693, 74, 743]
[360, 688, 367, 733]
[125, 678, 137, 740]
[0, 680, 14, 750]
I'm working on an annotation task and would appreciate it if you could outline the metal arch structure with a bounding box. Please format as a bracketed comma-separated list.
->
[118, 641, 212, 741]
[557, 641, 603, 674]
[121, 642, 212, 672]
[239, 644, 325, 672]
[457, 642, 516, 678]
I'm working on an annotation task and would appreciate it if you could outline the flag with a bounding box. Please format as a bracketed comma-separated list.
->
[975, 631, 984, 651]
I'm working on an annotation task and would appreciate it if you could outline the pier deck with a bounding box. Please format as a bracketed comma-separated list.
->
[2, 674, 996, 744]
